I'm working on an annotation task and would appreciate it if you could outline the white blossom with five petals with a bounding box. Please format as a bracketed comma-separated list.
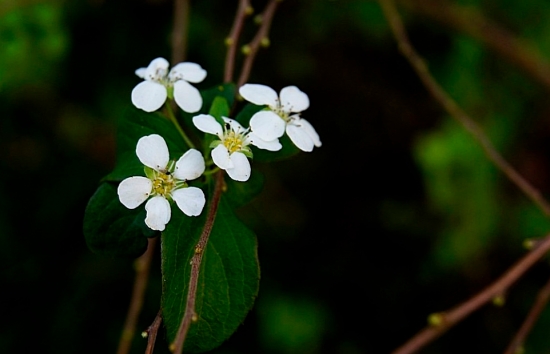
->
[117, 134, 206, 231]
[192, 114, 281, 182]
[239, 84, 322, 152]
[131, 57, 206, 113]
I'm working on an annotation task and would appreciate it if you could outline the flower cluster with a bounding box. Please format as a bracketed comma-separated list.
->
[118, 134, 205, 231]
[120, 58, 321, 231]
[240, 84, 322, 152]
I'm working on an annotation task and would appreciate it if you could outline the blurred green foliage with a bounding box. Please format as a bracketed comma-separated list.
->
[3, 0, 550, 353]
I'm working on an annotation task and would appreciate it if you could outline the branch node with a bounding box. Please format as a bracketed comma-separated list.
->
[260, 37, 270, 48]
[427, 312, 446, 327]
[492, 294, 506, 307]
[242, 45, 251, 55]
[254, 14, 262, 24]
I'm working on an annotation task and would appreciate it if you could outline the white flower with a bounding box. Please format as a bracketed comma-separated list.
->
[239, 84, 322, 152]
[117, 134, 206, 231]
[131, 57, 207, 113]
[192, 114, 281, 182]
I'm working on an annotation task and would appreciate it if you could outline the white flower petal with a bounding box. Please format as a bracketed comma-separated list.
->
[250, 111, 286, 141]
[135, 67, 146, 78]
[280, 86, 310, 113]
[144, 57, 169, 81]
[239, 84, 278, 107]
[172, 187, 206, 216]
[286, 121, 315, 152]
[170, 62, 207, 83]
[247, 132, 282, 151]
[297, 117, 321, 147]
[173, 149, 205, 181]
[211, 144, 233, 169]
[226, 152, 251, 182]
[173, 80, 203, 113]
[117, 176, 152, 209]
[222, 117, 246, 134]
[144, 196, 171, 231]
[136, 134, 170, 171]
[131, 81, 167, 112]
[193, 114, 223, 137]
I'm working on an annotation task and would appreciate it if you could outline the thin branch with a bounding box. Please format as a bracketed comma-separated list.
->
[170, 171, 225, 354]
[391, 234, 550, 354]
[224, 0, 252, 83]
[504, 276, 550, 354]
[236, 0, 280, 88]
[378, 0, 550, 217]
[399, 0, 550, 90]
[144, 310, 163, 354]
[171, 0, 190, 64]
[116, 237, 158, 354]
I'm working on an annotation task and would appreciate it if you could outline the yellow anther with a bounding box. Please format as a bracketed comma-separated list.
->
[195, 246, 202, 254]
[152, 172, 174, 196]
[192, 314, 198, 322]
[225, 37, 233, 46]
[245, 6, 254, 15]
[223, 131, 244, 153]
[141, 331, 148, 338]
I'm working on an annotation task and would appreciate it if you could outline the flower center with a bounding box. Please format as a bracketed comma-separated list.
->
[273, 103, 290, 122]
[152, 171, 175, 196]
[223, 131, 244, 153]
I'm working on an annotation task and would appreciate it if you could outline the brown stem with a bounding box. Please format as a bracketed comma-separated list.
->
[399, 0, 550, 90]
[116, 237, 157, 354]
[503, 276, 550, 354]
[171, 0, 190, 64]
[391, 234, 550, 354]
[378, 0, 550, 217]
[224, 0, 251, 83]
[170, 171, 225, 354]
[144, 310, 163, 354]
[236, 0, 280, 88]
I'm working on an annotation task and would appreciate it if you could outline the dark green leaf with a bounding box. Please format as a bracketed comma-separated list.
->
[161, 196, 260, 353]
[224, 170, 264, 208]
[83, 182, 152, 258]
[209, 96, 230, 123]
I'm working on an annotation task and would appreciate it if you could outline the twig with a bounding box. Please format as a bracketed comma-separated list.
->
[116, 237, 158, 354]
[224, 0, 252, 83]
[399, 0, 550, 90]
[378, 0, 550, 217]
[144, 310, 163, 354]
[504, 276, 550, 354]
[391, 234, 550, 354]
[171, 0, 190, 64]
[236, 0, 280, 88]
[170, 171, 225, 354]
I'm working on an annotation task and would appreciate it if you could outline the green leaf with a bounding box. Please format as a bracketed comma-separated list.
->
[208, 96, 230, 122]
[161, 196, 260, 353]
[224, 171, 264, 208]
[104, 108, 188, 182]
[83, 182, 152, 258]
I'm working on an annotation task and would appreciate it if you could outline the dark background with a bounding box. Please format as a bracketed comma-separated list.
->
[3, 0, 550, 353]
